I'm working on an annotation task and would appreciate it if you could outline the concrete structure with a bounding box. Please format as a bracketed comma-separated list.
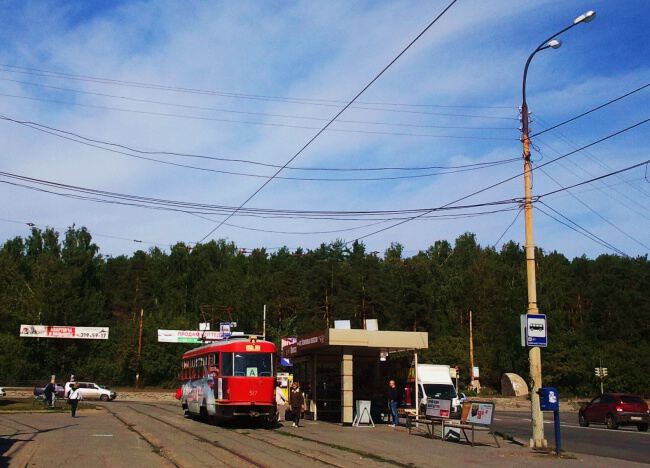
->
[501, 373, 529, 397]
[282, 328, 428, 424]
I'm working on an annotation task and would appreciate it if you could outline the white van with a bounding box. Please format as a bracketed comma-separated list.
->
[416, 364, 462, 417]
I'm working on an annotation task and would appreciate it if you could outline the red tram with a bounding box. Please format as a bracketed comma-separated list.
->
[180, 335, 277, 424]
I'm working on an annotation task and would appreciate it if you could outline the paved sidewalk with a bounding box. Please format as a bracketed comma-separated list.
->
[0, 409, 172, 467]
[278, 419, 647, 467]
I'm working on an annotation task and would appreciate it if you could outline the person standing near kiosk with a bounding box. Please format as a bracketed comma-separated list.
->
[289, 381, 305, 427]
[387, 380, 401, 427]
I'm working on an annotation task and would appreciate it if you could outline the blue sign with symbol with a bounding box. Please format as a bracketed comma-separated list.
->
[526, 314, 547, 347]
[539, 387, 559, 411]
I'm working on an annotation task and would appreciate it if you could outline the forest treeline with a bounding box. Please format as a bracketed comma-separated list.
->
[1, 226, 648, 396]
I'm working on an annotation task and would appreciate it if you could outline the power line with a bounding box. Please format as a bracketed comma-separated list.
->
[535, 164, 650, 250]
[0, 77, 517, 132]
[197, 0, 462, 243]
[0, 216, 172, 247]
[346, 117, 650, 243]
[532, 82, 650, 137]
[0, 114, 518, 173]
[0, 92, 518, 140]
[0, 63, 514, 111]
[0, 169, 520, 220]
[0, 115, 519, 181]
[533, 141, 650, 221]
[492, 208, 522, 248]
[537, 157, 650, 199]
[535, 116, 650, 201]
[536, 202, 628, 256]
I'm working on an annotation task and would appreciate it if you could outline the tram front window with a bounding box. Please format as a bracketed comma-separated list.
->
[233, 353, 273, 377]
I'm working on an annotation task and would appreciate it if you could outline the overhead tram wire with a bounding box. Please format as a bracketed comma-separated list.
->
[535, 201, 628, 256]
[346, 117, 650, 243]
[0, 78, 518, 131]
[535, 163, 650, 250]
[0, 63, 514, 111]
[0, 114, 519, 173]
[196, 0, 462, 243]
[0, 115, 519, 182]
[531, 82, 650, 137]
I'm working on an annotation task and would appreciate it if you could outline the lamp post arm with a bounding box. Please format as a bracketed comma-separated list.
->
[522, 22, 578, 107]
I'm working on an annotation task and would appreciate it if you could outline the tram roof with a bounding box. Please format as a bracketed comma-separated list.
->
[182, 337, 276, 358]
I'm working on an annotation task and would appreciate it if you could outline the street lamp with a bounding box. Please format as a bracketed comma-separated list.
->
[520, 10, 595, 450]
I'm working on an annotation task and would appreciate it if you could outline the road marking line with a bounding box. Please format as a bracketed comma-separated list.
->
[92, 434, 113, 437]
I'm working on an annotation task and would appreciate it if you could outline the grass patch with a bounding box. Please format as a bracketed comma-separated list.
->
[276, 429, 414, 467]
[0, 398, 66, 412]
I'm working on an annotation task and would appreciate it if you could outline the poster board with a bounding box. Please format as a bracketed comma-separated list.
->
[20, 325, 109, 340]
[460, 401, 495, 427]
[425, 398, 452, 419]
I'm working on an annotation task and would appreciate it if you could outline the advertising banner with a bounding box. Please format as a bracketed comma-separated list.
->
[460, 401, 495, 427]
[157, 329, 224, 343]
[20, 325, 109, 340]
[425, 398, 452, 419]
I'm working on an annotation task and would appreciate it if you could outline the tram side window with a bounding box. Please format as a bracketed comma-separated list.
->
[221, 352, 233, 376]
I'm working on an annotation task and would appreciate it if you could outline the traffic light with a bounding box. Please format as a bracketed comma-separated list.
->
[602, 368, 608, 377]
[594, 367, 601, 377]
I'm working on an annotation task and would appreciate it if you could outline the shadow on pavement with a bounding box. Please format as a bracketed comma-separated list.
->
[0, 417, 77, 466]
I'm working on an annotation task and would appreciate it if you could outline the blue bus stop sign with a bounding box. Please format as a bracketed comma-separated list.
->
[526, 314, 547, 347]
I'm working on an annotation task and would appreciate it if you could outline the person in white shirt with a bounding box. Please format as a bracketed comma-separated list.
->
[275, 385, 287, 422]
[68, 383, 83, 417]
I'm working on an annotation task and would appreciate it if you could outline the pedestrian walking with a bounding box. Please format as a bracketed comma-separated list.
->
[275, 384, 287, 422]
[43, 380, 55, 407]
[387, 379, 401, 427]
[288, 381, 305, 427]
[68, 383, 83, 417]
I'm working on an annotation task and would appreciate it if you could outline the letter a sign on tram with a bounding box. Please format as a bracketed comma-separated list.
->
[526, 314, 547, 347]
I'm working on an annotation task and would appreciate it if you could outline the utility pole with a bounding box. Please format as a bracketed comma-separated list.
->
[262, 304, 266, 341]
[521, 96, 546, 448]
[519, 11, 595, 449]
[136, 308, 143, 388]
[469, 309, 474, 387]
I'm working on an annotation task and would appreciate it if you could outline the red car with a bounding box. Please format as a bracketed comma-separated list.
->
[579, 393, 649, 431]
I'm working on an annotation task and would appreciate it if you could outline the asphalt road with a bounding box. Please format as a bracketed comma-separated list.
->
[492, 410, 650, 464]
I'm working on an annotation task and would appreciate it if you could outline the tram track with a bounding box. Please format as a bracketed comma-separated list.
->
[124, 404, 266, 467]
[102, 404, 181, 467]
[129, 402, 367, 467]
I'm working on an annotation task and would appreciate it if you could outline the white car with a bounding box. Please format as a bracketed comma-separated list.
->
[0, 387, 6, 397]
[65, 382, 117, 401]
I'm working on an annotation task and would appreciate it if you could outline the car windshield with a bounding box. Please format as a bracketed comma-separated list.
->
[233, 353, 273, 377]
[422, 384, 457, 400]
[620, 396, 645, 404]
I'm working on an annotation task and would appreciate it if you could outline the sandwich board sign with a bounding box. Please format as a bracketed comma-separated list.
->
[525, 314, 547, 347]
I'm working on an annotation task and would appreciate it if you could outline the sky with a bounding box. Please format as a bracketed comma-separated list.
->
[0, 0, 649, 259]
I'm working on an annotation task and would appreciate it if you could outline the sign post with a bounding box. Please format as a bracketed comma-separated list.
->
[538, 387, 561, 456]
